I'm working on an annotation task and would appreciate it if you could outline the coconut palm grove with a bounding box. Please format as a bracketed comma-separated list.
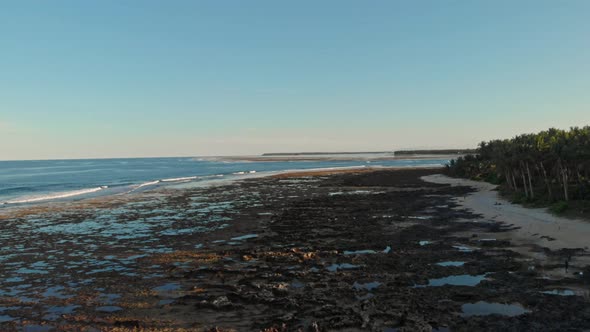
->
[448, 126, 590, 214]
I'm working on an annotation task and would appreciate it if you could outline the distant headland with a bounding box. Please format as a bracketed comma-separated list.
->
[262, 149, 474, 157]
[213, 149, 473, 162]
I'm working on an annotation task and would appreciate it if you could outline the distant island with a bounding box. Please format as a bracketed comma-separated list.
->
[262, 151, 394, 156]
[394, 149, 476, 155]
[215, 150, 472, 162]
[262, 149, 474, 157]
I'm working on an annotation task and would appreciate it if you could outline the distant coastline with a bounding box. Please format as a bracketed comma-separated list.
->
[394, 149, 476, 155]
[217, 149, 471, 162]
[262, 151, 394, 156]
[263, 149, 473, 156]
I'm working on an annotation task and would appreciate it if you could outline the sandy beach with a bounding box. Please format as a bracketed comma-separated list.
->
[423, 174, 590, 279]
[1, 168, 589, 331]
[423, 175, 590, 250]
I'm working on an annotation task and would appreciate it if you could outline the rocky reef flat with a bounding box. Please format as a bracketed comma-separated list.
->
[1, 169, 589, 331]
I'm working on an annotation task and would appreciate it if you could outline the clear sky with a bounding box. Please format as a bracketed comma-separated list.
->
[1, 0, 589, 160]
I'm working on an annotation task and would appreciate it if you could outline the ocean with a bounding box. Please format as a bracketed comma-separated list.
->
[0, 156, 449, 326]
[0, 156, 449, 206]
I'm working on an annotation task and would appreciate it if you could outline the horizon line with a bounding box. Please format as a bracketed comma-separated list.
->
[0, 148, 475, 162]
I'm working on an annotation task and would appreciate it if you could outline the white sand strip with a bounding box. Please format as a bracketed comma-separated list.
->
[422, 174, 590, 251]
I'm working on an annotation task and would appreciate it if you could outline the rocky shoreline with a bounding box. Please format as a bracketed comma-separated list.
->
[1, 168, 589, 331]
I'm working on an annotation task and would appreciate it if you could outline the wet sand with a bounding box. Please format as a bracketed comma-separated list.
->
[1, 169, 589, 331]
[422, 174, 590, 251]
[423, 174, 590, 279]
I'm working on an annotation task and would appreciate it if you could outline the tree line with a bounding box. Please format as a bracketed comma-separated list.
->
[447, 126, 590, 204]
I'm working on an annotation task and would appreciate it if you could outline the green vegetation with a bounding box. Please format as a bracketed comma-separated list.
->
[447, 126, 590, 215]
[550, 201, 569, 214]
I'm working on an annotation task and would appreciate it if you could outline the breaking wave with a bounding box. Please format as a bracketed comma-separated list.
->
[126, 180, 161, 193]
[232, 170, 256, 175]
[4, 186, 108, 204]
[160, 176, 198, 182]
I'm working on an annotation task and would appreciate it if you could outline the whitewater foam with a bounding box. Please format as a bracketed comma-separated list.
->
[160, 176, 198, 182]
[233, 170, 257, 175]
[126, 180, 161, 193]
[4, 186, 108, 204]
[0, 157, 449, 206]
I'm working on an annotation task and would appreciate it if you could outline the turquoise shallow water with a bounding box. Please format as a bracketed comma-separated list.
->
[0, 156, 449, 205]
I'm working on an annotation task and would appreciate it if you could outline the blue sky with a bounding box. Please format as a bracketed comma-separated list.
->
[1, 0, 589, 159]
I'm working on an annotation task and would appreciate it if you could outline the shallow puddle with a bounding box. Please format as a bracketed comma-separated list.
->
[231, 234, 258, 241]
[16, 267, 49, 275]
[453, 245, 475, 252]
[6, 277, 24, 283]
[43, 305, 80, 321]
[343, 249, 376, 255]
[98, 293, 121, 304]
[461, 301, 530, 317]
[42, 286, 73, 299]
[96, 306, 123, 313]
[408, 216, 432, 220]
[326, 263, 361, 272]
[0, 306, 21, 312]
[23, 325, 56, 332]
[291, 280, 305, 289]
[153, 283, 181, 297]
[415, 274, 487, 287]
[0, 314, 16, 322]
[436, 261, 465, 267]
[541, 289, 575, 296]
[353, 281, 381, 291]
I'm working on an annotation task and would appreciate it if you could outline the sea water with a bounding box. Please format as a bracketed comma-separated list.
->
[0, 157, 449, 206]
